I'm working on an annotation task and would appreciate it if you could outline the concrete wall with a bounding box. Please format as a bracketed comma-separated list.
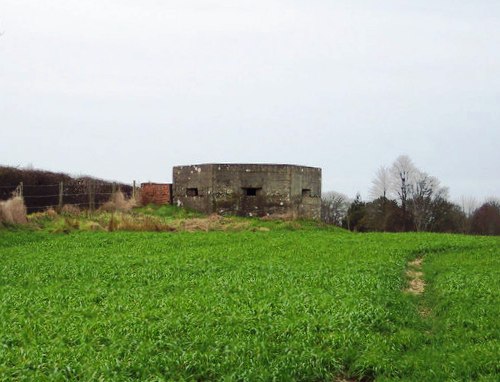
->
[213, 164, 293, 217]
[290, 166, 322, 220]
[172, 164, 213, 214]
[173, 164, 321, 219]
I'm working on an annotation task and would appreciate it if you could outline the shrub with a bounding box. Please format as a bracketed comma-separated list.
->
[470, 201, 500, 235]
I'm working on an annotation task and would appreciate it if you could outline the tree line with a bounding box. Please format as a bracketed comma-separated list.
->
[321, 155, 500, 235]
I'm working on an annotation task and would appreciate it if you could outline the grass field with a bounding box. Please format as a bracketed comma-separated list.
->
[0, 219, 499, 381]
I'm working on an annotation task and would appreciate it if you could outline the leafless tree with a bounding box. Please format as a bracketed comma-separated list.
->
[321, 191, 350, 226]
[389, 155, 418, 229]
[410, 172, 449, 231]
[459, 195, 479, 218]
[389, 155, 417, 201]
[456, 195, 479, 233]
[484, 196, 500, 205]
[369, 155, 452, 231]
[369, 166, 390, 200]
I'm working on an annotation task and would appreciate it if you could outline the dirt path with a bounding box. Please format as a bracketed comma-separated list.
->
[404, 256, 431, 318]
[405, 257, 425, 295]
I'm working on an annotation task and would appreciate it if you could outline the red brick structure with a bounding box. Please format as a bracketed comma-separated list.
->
[140, 183, 172, 205]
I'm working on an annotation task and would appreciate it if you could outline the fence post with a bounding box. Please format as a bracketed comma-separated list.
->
[132, 180, 136, 200]
[19, 182, 23, 197]
[91, 181, 95, 211]
[88, 181, 95, 213]
[58, 181, 64, 211]
[88, 181, 91, 212]
[112, 182, 116, 194]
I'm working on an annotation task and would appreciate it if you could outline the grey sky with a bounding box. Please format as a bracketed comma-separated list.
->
[1, 0, 499, 201]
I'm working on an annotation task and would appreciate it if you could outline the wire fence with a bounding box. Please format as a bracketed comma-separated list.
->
[0, 181, 135, 213]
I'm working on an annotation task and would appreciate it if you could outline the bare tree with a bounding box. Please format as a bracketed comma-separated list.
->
[389, 155, 418, 230]
[369, 155, 452, 231]
[410, 172, 448, 231]
[459, 195, 479, 218]
[457, 195, 478, 233]
[369, 166, 390, 200]
[484, 196, 500, 205]
[321, 191, 350, 226]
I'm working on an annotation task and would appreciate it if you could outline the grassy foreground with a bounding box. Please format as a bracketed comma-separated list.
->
[0, 223, 499, 381]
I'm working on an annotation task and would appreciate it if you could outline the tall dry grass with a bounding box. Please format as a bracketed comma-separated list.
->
[0, 196, 28, 225]
[61, 204, 81, 215]
[113, 213, 175, 232]
[100, 191, 137, 212]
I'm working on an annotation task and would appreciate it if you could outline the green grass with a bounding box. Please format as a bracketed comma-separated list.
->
[410, 242, 500, 381]
[0, 228, 498, 381]
[134, 204, 204, 220]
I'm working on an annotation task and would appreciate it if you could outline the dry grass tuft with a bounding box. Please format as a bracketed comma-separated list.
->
[141, 215, 247, 232]
[115, 214, 175, 232]
[100, 191, 137, 212]
[180, 214, 223, 232]
[61, 204, 81, 215]
[107, 213, 118, 232]
[64, 217, 80, 230]
[99, 202, 114, 212]
[133, 189, 142, 206]
[252, 226, 271, 232]
[0, 196, 28, 224]
[27, 207, 58, 224]
[177, 214, 252, 232]
[45, 207, 58, 218]
[80, 221, 105, 231]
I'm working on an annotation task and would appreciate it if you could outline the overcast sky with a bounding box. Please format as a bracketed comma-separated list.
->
[1, 0, 499, 201]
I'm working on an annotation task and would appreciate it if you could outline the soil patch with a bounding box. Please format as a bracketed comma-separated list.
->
[405, 257, 425, 295]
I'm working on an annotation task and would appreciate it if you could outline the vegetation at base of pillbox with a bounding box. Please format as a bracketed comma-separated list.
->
[0, 229, 498, 381]
[135, 203, 204, 219]
[14, 200, 342, 234]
